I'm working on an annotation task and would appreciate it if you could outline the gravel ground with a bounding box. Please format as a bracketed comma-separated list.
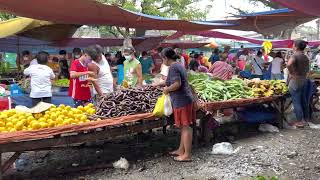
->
[4, 117, 320, 180]
[4, 109, 320, 180]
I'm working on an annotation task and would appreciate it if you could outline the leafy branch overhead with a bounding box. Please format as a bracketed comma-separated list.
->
[0, 0, 213, 37]
[97, 0, 214, 37]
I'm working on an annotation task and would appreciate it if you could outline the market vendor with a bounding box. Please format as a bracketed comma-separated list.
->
[152, 47, 163, 73]
[123, 47, 143, 87]
[139, 51, 154, 75]
[251, 50, 265, 79]
[162, 47, 195, 162]
[209, 48, 220, 64]
[208, 54, 234, 80]
[189, 53, 200, 72]
[24, 51, 55, 106]
[17, 50, 32, 70]
[287, 40, 310, 128]
[69, 47, 95, 108]
[59, 50, 70, 79]
[48, 57, 60, 72]
[88, 45, 114, 102]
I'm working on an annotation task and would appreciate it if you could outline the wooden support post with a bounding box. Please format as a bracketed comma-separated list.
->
[192, 124, 198, 148]
[162, 126, 167, 134]
[1, 152, 21, 173]
[279, 98, 285, 129]
[0, 153, 2, 180]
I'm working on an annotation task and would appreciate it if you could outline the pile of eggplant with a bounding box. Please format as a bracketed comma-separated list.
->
[95, 86, 162, 118]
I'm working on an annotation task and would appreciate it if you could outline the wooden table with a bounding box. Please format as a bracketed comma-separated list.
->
[0, 113, 173, 179]
[197, 96, 288, 145]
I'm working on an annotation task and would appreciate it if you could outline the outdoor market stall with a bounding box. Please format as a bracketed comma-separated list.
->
[0, 113, 172, 179]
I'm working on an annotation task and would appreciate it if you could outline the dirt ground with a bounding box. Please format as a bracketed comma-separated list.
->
[4, 119, 320, 180]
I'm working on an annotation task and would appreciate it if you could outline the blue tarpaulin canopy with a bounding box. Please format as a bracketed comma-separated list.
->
[208, 8, 316, 35]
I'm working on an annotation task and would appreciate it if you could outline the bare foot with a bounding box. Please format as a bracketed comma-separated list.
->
[294, 121, 305, 128]
[173, 155, 192, 162]
[169, 150, 184, 156]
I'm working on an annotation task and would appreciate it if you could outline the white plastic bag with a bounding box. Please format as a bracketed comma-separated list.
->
[164, 95, 173, 116]
[113, 157, 129, 170]
[211, 142, 241, 155]
[258, 124, 279, 133]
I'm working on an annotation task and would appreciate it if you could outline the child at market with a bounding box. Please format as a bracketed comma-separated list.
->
[68, 47, 95, 108]
[24, 51, 55, 107]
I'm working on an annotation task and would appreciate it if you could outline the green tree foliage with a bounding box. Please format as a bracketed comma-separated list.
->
[0, 0, 213, 37]
[0, 12, 16, 21]
[97, 0, 213, 37]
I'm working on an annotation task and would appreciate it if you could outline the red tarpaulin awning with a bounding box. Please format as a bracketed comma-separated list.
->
[0, 0, 235, 31]
[168, 30, 295, 48]
[271, 0, 320, 16]
[160, 42, 209, 49]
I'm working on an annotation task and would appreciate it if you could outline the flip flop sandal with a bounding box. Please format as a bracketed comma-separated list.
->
[294, 122, 305, 128]
[173, 156, 192, 162]
[168, 152, 179, 157]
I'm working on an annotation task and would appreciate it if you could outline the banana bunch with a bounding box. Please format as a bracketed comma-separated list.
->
[270, 80, 289, 95]
[248, 80, 288, 98]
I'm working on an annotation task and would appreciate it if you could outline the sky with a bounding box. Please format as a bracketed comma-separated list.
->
[197, 0, 317, 36]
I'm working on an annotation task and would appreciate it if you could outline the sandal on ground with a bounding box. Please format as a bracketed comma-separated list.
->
[294, 121, 305, 128]
[168, 152, 180, 157]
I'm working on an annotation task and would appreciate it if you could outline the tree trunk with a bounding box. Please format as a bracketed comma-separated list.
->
[136, 29, 146, 37]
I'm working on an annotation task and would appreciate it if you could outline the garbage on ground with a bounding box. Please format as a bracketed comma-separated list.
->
[113, 157, 129, 170]
[211, 142, 241, 155]
[258, 124, 279, 133]
[283, 121, 297, 130]
[308, 122, 320, 129]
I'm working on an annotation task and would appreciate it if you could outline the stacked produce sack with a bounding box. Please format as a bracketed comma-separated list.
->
[0, 104, 95, 133]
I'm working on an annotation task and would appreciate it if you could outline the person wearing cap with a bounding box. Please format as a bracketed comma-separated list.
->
[123, 48, 143, 87]
[59, 50, 70, 79]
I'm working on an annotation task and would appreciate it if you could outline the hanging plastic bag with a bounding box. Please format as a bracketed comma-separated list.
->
[164, 95, 173, 116]
[10, 84, 23, 96]
[153, 94, 165, 117]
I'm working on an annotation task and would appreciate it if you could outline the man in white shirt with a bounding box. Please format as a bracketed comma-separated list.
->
[251, 51, 265, 79]
[24, 51, 55, 106]
[88, 45, 114, 103]
[271, 52, 284, 80]
[30, 58, 38, 66]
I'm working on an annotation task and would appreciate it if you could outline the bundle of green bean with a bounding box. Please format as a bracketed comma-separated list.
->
[188, 73, 254, 102]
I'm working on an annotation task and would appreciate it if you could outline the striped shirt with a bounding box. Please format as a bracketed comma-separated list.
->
[209, 61, 234, 80]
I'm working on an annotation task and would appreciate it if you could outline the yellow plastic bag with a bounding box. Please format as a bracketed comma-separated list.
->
[153, 94, 165, 117]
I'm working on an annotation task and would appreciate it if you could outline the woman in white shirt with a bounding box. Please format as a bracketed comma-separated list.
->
[271, 52, 284, 80]
[24, 51, 55, 106]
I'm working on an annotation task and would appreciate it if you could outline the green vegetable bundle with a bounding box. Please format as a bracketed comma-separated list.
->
[54, 79, 70, 87]
[188, 73, 253, 102]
